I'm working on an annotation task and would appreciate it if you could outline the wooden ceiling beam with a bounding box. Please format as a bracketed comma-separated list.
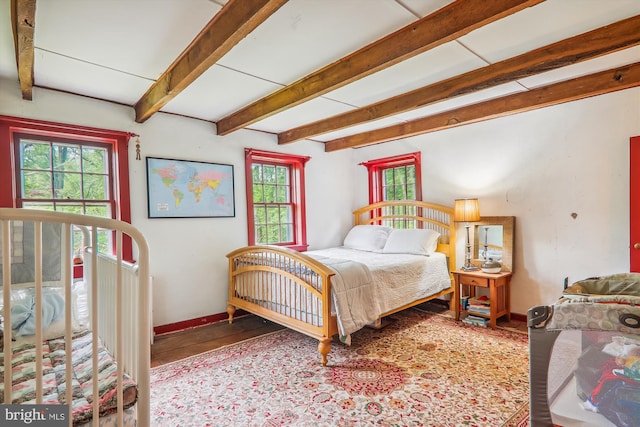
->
[11, 0, 36, 101]
[280, 14, 640, 145]
[134, 0, 287, 123]
[216, 0, 545, 135]
[324, 62, 640, 152]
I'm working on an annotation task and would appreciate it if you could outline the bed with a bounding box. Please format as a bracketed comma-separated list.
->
[227, 200, 459, 366]
[528, 273, 640, 427]
[0, 208, 150, 426]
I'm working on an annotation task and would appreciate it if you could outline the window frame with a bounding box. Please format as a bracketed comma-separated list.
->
[14, 132, 115, 214]
[0, 115, 135, 261]
[360, 152, 422, 204]
[244, 148, 309, 251]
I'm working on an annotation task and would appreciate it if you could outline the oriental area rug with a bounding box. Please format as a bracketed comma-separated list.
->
[150, 309, 529, 426]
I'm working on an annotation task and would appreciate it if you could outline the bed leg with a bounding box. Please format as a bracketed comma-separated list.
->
[318, 338, 331, 366]
[227, 305, 236, 324]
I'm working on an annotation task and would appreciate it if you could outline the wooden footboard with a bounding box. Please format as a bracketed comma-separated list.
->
[227, 245, 339, 365]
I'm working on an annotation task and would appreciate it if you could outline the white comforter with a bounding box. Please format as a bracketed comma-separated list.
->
[306, 247, 451, 341]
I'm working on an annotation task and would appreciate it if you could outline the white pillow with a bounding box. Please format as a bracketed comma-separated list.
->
[382, 229, 441, 255]
[343, 225, 392, 252]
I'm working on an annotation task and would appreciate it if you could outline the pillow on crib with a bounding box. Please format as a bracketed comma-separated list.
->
[0, 285, 87, 341]
[382, 229, 440, 255]
[11, 288, 65, 336]
[343, 225, 392, 252]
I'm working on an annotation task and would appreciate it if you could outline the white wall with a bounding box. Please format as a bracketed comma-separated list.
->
[0, 79, 355, 326]
[2, 78, 639, 322]
[351, 88, 640, 315]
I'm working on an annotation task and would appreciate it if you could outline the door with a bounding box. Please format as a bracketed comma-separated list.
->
[631, 136, 640, 271]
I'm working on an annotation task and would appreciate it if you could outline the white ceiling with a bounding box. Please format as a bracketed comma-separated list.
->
[2, 0, 640, 148]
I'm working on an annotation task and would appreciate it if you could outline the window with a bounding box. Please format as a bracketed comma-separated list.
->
[0, 115, 135, 260]
[15, 135, 113, 216]
[361, 152, 422, 229]
[361, 152, 422, 203]
[245, 148, 309, 251]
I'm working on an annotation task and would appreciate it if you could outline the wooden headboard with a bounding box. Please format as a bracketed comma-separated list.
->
[352, 200, 456, 274]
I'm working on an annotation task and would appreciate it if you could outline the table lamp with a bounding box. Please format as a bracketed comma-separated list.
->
[454, 198, 480, 271]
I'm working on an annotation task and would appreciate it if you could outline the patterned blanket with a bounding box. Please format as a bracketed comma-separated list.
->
[0, 330, 138, 425]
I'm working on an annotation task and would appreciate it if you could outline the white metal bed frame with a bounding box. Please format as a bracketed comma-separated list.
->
[0, 208, 150, 427]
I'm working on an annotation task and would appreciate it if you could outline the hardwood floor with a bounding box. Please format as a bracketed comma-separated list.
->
[151, 314, 284, 368]
[150, 304, 527, 368]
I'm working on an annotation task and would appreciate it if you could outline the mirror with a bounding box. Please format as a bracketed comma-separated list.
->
[469, 216, 515, 272]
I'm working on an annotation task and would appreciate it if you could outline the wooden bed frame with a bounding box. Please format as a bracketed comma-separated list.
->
[226, 200, 459, 366]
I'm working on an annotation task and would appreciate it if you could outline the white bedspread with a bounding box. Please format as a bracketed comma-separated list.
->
[307, 254, 382, 341]
[307, 247, 451, 341]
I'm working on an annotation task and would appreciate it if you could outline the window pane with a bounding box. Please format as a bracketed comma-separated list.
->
[276, 166, 288, 184]
[252, 164, 263, 183]
[384, 186, 394, 200]
[395, 185, 406, 199]
[85, 204, 110, 218]
[53, 171, 81, 199]
[253, 184, 264, 203]
[266, 225, 279, 243]
[21, 141, 50, 170]
[383, 169, 393, 186]
[72, 228, 85, 255]
[407, 185, 415, 199]
[254, 206, 266, 223]
[57, 204, 83, 214]
[23, 171, 53, 198]
[82, 146, 107, 174]
[263, 165, 276, 183]
[256, 225, 267, 244]
[407, 166, 415, 184]
[83, 173, 107, 199]
[95, 229, 111, 254]
[53, 144, 81, 172]
[394, 167, 405, 184]
[22, 202, 54, 211]
[279, 205, 292, 222]
[266, 206, 279, 224]
[264, 185, 276, 203]
[280, 224, 293, 242]
[276, 186, 288, 202]
[18, 138, 115, 219]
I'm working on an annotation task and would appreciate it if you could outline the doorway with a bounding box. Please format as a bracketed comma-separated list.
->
[630, 136, 640, 271]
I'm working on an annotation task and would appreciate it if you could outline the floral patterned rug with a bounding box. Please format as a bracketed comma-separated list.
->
[150, 309, 529, 426]
[501, 403, 529, 427]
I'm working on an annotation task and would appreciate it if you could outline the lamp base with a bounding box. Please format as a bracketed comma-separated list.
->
[461, 223, 479, 272]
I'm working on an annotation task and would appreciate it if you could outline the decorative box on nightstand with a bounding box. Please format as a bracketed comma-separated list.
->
[452, 269, 512, 330]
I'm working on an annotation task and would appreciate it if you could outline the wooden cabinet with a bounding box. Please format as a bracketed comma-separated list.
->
[452, 270, 512, 329]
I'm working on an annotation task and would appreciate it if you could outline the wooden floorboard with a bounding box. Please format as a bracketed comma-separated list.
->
[151, 314, 284, 368]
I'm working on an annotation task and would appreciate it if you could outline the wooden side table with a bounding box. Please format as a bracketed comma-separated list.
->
[452, 269, 512, 329]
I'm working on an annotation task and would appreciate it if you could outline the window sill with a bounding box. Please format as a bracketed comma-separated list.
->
[284, 244, 309, 252]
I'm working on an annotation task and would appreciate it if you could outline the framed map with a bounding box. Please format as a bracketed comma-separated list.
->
[146, 157, 235, 218]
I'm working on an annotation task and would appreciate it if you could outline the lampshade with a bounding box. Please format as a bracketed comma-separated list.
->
[453, 198, 480, 222]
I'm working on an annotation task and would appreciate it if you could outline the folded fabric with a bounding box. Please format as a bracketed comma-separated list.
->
[11, 289, 65, 336]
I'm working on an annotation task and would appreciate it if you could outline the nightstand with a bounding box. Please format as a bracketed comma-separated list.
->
[452, 269, 512, 329]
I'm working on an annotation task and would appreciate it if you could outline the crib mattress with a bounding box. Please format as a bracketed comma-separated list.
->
[0, 329, 138, 425]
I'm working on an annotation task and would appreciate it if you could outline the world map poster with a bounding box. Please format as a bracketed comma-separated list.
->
[146, 157, 235, 218]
